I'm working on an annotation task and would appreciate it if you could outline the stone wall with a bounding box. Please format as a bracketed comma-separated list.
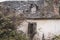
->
[17, 20, 60, 40]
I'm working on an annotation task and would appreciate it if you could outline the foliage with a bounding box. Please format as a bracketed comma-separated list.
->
[0, 6, 27, 40]
[52, 35, 60, 40]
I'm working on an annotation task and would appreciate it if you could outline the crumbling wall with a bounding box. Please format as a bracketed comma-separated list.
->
[17, 20, 60, 40]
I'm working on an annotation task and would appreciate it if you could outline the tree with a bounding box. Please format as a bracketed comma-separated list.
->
[0, 6, 28, 40]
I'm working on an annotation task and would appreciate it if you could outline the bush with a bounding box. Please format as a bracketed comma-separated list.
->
[52, 35, 60, 40]
[0, 6, 27, 40]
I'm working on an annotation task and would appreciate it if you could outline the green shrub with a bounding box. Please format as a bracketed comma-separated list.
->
[0, 6, 27, 40]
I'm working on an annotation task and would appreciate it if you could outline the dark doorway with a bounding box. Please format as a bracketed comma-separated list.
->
[28, 22, 37, 40]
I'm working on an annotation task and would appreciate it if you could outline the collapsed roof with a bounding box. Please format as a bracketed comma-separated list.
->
[0, 0, 60, 19]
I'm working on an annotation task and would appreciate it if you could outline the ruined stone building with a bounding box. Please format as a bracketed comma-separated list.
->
[18, 0, 60, 40]
[0, 0, 60, 40]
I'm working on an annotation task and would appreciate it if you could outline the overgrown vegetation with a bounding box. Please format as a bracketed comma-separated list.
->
[52, 35, 60, 40]
[0, 6, 28, 40]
